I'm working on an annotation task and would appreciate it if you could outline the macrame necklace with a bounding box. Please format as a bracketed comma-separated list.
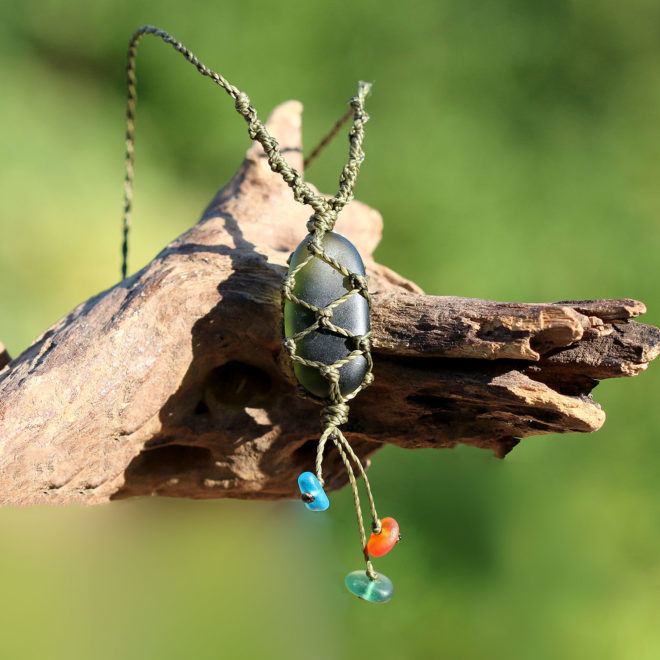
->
[121, 26, 400, 603]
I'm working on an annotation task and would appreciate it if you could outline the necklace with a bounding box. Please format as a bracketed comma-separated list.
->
[121, 25, 399, 603]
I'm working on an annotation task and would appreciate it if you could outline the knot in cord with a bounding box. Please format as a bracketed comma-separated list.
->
[318, 364, 339, 382]
[348, 273, 369, 292]
[234, 91, 251, 115]
[348, 334, 371, 353]
[282, 274, 295, 293]
[306, 210, 337, 234]
[283, 338, 296, 355]
[315, 307, 333, 327]
[322, 402, 350, 428]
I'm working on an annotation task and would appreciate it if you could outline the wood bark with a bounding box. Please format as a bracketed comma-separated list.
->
[1, 101, 658, 506]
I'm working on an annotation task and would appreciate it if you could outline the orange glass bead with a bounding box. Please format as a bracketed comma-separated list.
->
[366, 517, 400, 557]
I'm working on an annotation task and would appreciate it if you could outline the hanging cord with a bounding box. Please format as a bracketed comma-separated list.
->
[328, 433, 379, 579]
[122, 24, 358, 279]
[121, 25, 380, 578]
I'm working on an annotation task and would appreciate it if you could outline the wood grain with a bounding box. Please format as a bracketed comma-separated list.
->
[1, 101, 658, 506]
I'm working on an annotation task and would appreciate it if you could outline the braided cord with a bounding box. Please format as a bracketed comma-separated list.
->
[280, 83, 381, 574]
[122, 25, 359, 278]
[121, 26, 380, 577]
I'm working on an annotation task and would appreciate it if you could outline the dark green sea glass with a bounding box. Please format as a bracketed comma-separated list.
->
[345, 570, 394, 603]
[283, 232, 370, 398]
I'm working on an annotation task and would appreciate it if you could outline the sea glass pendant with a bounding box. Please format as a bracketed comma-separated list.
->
[366, 517, 400, 557]
[345, 570, 393, 603]
[297, 471, 329, 511]
[283, 232, 370, 398]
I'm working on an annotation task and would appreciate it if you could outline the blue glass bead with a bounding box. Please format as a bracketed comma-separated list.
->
[345, 570, 393, 603]
[297, 472, 329, 511]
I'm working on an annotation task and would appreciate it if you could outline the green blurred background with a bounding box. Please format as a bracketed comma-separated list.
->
[1, 1, 659, 658]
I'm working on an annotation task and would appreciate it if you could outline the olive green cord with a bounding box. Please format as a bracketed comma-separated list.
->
[121, 25, 380, 579]
[281, 81, 380, 577]
[122, 25, 363, 279]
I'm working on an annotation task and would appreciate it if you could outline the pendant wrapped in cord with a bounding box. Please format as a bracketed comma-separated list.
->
[283, 231, 371, 398]
[119, 26, 400, 602]
[282, 84, 400, 603]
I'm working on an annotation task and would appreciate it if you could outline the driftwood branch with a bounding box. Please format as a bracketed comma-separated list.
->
[1, 101, 658, 506]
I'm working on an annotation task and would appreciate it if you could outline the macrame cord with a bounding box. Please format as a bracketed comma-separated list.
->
[121, 25, 389, 591]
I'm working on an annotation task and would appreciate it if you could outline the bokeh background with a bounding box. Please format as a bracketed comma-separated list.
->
[1, 1, 659, 658]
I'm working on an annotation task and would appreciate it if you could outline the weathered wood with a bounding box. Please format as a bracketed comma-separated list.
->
[0, 101, 658, 506]
[0, 343, 10, 371]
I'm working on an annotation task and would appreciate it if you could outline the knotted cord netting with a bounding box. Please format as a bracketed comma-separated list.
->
[121, 25, 382, 579]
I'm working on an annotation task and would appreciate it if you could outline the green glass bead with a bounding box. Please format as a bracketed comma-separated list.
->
[284, 232, 370, 398]
[345, 570, 393, 603]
